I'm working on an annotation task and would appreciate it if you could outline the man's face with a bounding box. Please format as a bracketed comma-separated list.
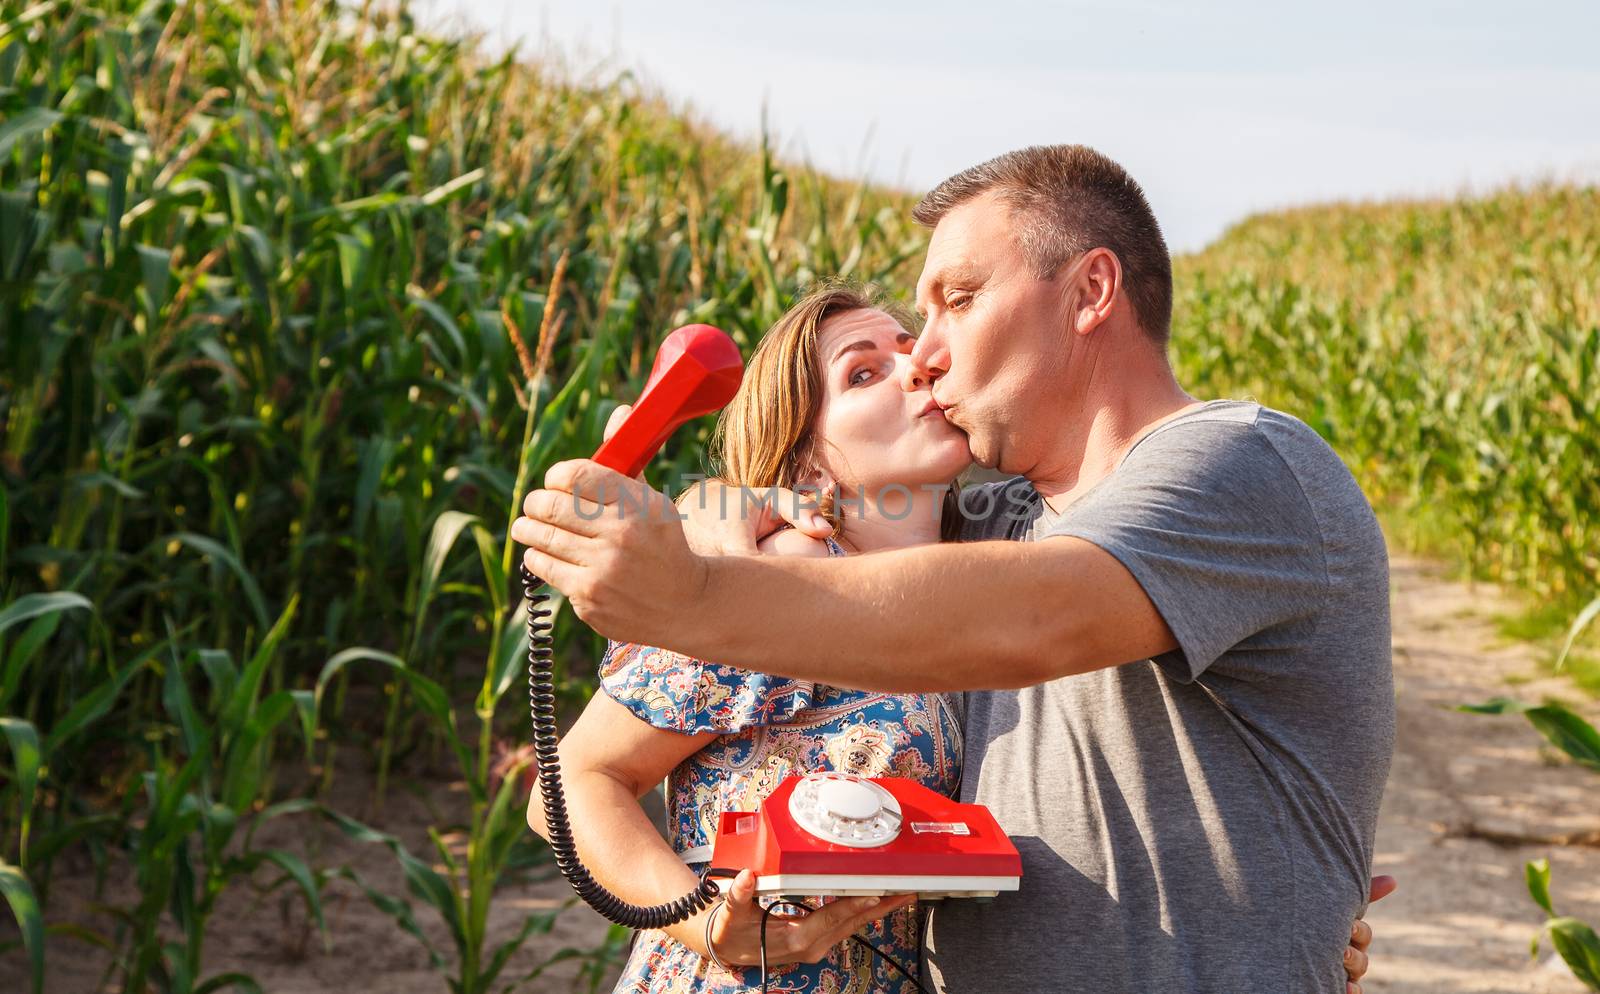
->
[909, 190, 1075, 472]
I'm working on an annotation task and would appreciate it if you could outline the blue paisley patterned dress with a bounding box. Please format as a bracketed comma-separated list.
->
[602, 536, 963, 994]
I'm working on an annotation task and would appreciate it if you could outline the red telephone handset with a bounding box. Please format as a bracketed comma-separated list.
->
[524, 324, 1019, 933]
[591, 323, 744, 478]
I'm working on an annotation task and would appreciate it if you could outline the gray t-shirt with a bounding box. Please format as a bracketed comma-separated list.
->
[925, 400, 1394, 993]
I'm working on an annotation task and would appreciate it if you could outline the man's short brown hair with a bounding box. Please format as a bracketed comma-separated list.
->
[912, 145, 1173, 344]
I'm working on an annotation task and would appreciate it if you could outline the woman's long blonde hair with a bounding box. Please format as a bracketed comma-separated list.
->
[710, 283, 961, 542]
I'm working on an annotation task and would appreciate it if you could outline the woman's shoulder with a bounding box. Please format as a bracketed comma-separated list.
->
[600, 638, 816, 734]
[755, 526, 838, 558]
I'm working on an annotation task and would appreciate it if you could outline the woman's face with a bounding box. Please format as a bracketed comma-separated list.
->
[807, 308, 972, 496]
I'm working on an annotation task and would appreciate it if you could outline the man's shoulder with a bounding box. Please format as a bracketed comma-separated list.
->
[1177, 402, 1361, 492]
[1118, 400, 1379, 542]
[1127, 401, 1338, 472]
[1117, 400, 1274, 475]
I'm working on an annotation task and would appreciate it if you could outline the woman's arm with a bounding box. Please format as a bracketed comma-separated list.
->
[526, 690, 719, 953]
[527, 672, 909, 963]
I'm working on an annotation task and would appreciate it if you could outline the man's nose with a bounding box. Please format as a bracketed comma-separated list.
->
[901, 334, 947, 392]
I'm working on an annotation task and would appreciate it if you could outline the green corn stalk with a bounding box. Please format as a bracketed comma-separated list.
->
[1, 857, 45, 994]
[303, 271, 642, 992]
[106, 599, 325, 994]
[1462, 698, 1600, 988]
[1558, 595, 1600, 673]
[0, 593, 90, 865]
[1526, 859, 1600, 990]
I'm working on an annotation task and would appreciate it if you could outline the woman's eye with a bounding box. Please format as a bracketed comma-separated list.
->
[848, 367, 874, 386]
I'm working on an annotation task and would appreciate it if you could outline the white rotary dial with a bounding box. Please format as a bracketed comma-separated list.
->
[788, 773, 903, 848]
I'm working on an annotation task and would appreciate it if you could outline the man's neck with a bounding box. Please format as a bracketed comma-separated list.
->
[1030, 364, 1201, 516]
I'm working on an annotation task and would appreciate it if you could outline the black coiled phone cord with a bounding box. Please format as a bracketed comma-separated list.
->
[522, 564, 725, 928]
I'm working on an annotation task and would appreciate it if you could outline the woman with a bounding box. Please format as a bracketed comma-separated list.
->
[528, 283, 969, 993]
[525, 284, 1384, 993]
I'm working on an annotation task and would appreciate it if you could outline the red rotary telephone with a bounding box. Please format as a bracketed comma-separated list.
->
[711, 772, 1021, 900]
[521, 323, 1021, 931]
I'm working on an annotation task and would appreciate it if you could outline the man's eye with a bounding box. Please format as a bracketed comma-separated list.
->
[947, 293, 972, 311]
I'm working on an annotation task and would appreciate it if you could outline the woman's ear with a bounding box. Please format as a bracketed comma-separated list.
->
[795, 464, 838, 506]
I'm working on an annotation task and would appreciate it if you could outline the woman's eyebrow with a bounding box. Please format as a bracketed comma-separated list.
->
[828, 339, 879, 365]
[829, 333, 914, 366]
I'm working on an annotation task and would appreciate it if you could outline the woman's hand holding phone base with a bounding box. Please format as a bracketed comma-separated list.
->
[674, 869, 915, 969]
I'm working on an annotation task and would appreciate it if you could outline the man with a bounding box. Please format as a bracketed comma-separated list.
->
[514, 145, 1395, 991]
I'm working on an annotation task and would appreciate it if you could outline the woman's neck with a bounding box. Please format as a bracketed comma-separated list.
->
[830, 483, 948, 554]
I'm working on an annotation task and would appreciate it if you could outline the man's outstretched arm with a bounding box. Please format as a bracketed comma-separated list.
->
[699, 536, 1175, 691]
[512, 459, 1176, 692]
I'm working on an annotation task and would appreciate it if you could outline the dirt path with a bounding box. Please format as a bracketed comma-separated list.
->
[4, 554, 1597, 993]
[1364, 556, 1599, 994]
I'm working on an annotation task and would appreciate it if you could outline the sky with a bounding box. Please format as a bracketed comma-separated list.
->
[421, 0, 1600, 252]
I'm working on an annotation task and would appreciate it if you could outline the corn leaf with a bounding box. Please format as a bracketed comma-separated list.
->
[0, 860, 44, 994]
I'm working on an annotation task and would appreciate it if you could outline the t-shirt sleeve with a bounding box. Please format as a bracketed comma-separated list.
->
[1041, 422, 1329, 681]
[953, 476, 1036, 542]
[598, 640, 816, 734]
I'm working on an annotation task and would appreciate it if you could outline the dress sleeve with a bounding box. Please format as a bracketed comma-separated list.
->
[597, 640, 816, 734]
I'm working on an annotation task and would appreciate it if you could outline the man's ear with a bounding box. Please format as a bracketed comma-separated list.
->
[1070, 248, 1121, 337]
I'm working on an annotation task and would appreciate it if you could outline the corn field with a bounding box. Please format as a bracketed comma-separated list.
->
[1, 0, 1596, 991]
[0, 0, 923, 989]
[1174, 188, 1600, 603]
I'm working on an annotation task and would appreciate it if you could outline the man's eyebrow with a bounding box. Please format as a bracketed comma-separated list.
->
[829, 334, 914, 365]
[916, 265, 981, 313]
[940, 264, 982, 286]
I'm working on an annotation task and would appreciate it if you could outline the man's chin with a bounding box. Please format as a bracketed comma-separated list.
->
[949, 428, 987, 468]
[965, 439, 1000, 471]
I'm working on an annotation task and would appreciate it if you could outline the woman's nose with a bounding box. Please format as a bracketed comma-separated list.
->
[900, 341, 944, 392]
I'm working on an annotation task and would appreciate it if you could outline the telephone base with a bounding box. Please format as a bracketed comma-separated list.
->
[713, 775, 1024, 904]
[757, 872, 1020, 899]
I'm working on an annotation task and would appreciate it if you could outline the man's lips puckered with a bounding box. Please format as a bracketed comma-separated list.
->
[924, 390, 956, 419]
